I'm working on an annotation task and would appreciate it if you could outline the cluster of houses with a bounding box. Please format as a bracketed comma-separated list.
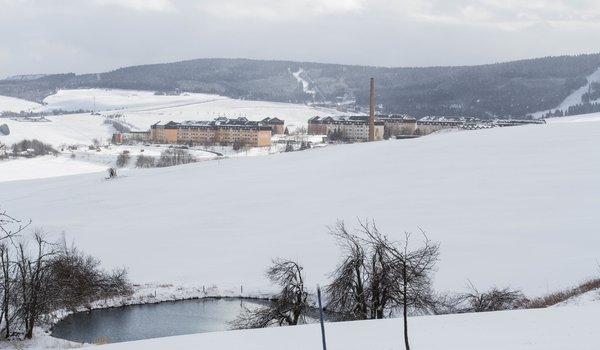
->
[111, 114, 545, 147]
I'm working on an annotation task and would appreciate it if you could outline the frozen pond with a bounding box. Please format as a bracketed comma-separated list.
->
[52, 298, 265, 344]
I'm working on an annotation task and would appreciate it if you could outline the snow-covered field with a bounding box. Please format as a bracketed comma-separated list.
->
[0, 88, 346, 147]
[0, 156, 107, 183]
[0, 113, 112, 146]
[1, 113, 598, 297]
[0, 107, 599, 349]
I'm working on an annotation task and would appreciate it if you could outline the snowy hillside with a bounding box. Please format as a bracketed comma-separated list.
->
[0, 89, 347, 146]
[0, 113, 113, 146]
[0, 95, 42, 112]
[0, 156, 107, 182]
[97, 302, 600, 350]
[1, 115, 598, 298]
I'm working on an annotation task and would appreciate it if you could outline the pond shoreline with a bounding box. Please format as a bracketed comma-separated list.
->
[50, 297, 272, 344]
[45, 283, 276, 344]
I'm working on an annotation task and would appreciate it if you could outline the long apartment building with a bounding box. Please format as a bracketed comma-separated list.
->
[151, 117, 282, 147]
[308, 115, 394, 141]
[378, 115, 417, 135]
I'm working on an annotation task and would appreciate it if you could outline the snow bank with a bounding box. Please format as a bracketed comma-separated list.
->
[96, 303, 600, 350]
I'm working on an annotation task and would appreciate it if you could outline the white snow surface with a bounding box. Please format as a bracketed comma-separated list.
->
[0, 89, 346, 147]
[96, 303, 600, 350]
[0, 156, 107, 182]
[0, 113, 113, 146]
[533, 67, 600, 117]
[0, 95, 42, 113]
[545, 112, 600, 124]
[1, 115, 599, 298]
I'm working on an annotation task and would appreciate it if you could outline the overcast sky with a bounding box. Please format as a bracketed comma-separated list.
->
[1, 0, 599, 78]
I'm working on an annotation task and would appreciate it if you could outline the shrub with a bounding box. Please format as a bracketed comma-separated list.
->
[48, 246, 132, 310]
[233, 140, 246, 151]
[527, 278, 600, 308]
[156, 149, 196, 167]
[461, 284, 527, 312]
[135, 154, 155, 168]
[116, 151, 131, 168]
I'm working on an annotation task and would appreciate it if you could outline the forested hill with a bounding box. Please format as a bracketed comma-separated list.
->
[2, 54, 600, 118]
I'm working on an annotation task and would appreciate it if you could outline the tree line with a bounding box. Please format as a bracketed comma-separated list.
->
[6, 139, 57, 159]
[116, 148, 197, 169]
[3, 54, 600, 118]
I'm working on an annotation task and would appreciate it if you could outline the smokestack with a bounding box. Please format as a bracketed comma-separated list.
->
[369, 77, 375, 141]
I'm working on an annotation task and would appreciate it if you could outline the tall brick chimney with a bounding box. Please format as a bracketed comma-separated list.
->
[369, 77, 375, 141]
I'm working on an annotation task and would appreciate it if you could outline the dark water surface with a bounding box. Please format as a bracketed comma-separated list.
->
[52, 298, 263, 344]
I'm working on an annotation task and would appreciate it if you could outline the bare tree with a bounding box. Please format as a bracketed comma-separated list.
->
[0, 210, 29, 338]
[116, 151, 131, 168]
[0, 243, 14, 338]
[135, 154, 155, 168]
[461, 281, 526, 312]
[326, 222, 368, 320]
[326, 220, 440, 350]
[389, 230, 439, 350]
[0, 210, 30, 241]
[14, 232, 57, 339]
[156, 149, 196, 167]
[231, 258, 308, 329]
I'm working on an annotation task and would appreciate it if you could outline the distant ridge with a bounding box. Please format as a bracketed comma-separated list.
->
[2, 54, 600, 118]
[2, 74, 47, 81]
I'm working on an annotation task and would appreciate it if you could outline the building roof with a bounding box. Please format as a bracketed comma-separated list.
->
[261, 117, 284, 124]
[308, 115, 384, 125]
[152, 117, 275, 131]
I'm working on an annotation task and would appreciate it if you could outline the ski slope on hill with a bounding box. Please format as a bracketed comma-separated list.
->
[1, 115, 598, 298]
[533, 67, 600, 117]
[0, 89, 346, 147]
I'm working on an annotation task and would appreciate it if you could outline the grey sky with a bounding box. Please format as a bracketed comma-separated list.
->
[1, 0, 599, 78]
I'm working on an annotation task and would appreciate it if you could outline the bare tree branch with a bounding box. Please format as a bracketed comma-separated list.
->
[325, 219, 440, 350]
[231, 258, 308, 329]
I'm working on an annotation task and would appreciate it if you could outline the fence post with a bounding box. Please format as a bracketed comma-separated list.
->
[317, 285, 327, 350]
